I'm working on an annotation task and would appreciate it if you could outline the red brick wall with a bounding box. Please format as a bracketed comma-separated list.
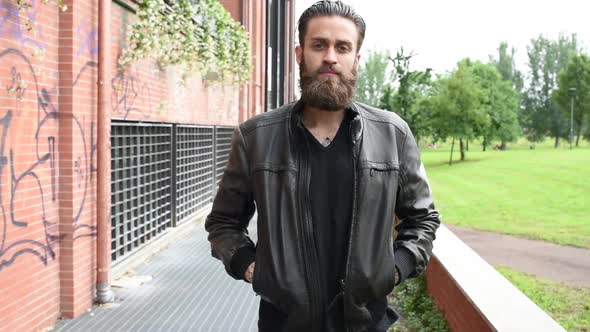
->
[246, 0, 266, 118]
[219, 0, 242, 22]
[0, 0, 257, 331]
[425, 257, 494, 332]
[110, 1, 241, 125]
[59, 0, 100, 319]
[0, 1, 63, 331]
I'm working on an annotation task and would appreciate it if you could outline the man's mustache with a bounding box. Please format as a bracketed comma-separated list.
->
[305, 65, 343, 78]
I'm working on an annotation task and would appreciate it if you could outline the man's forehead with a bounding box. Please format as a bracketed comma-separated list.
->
[304, 16, 359, 44]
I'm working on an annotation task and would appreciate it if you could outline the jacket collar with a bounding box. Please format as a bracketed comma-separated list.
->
[289, 100, 363, 142]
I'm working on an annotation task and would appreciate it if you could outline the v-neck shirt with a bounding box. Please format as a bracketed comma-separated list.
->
[303, 112, 354, 327]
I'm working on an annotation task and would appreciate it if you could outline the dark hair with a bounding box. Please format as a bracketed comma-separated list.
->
[297, 0, 366, 52]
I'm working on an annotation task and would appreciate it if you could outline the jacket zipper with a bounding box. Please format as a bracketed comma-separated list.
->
[342, 121, 360, 332]
[299, 134, 323, 330]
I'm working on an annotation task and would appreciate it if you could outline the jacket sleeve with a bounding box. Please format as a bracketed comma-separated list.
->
[394, 124, 440, 283]
[205, 126, 256, 280]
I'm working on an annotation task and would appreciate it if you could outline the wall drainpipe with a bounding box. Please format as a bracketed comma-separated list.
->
[96, 0, 114, 304]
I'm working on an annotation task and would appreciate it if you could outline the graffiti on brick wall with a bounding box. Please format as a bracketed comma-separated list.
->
[0, 48, 97, 272]
[76, 20, 98, 58]
[0, 1, 47, 52]
[112, 70, 153, 120]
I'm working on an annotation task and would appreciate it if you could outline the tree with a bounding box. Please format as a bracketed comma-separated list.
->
[554, 54, 590, 146]
[380, 48, 433, 142]
[522, 34, 579, 147]
[356, 49, 391, 107]
[465, 60, 520, 150]
[490, 41, 524, 92]
[428, 61, 489, 164]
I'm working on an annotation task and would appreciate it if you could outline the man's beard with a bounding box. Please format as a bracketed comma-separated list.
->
[298, 58, 357, 111]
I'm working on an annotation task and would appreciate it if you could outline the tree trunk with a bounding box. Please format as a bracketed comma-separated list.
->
[449, 137, 455, 166]
[576, 126, 582, 147]
[483, 136, 487, 151]
[460, 138, 465, 161]
[500, 141, 506, 150]
[554, 135, 559, 148]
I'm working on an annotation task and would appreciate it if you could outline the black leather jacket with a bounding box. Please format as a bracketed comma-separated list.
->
[205, 101, 440, 331]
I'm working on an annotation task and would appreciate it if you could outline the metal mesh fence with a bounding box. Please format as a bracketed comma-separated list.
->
[175, 126, 214, 224]
[110, 122, 234, 262]
[214, 126, 234, 192]
[111, 123, 173, 262]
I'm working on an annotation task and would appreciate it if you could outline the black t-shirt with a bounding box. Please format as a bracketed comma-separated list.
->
[304, 113, 353, 329]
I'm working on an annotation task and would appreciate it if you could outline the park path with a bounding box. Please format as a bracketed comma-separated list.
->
[446, 224, 590, 289]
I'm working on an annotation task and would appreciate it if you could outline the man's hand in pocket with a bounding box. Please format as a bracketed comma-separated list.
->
[245, 261, 255, 283]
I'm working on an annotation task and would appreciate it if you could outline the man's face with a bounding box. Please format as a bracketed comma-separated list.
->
[296, 16, 361, 111]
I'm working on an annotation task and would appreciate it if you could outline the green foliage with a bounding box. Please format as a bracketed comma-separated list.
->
[389, 276, 450, 332]
[430, 61, 486, 141]
[464, 60, 520, 149]
[356, 49, 392, 107]
[428, 59, 489, 162]
[356, 48, 433, 143]
[554, 54, 590, 146]
[490, 41, 524, 92]
[381, 49, 433, 142]
[522, 34, 579, 144]
[497, 267, 590, 332]
[119, 0, 252, 82]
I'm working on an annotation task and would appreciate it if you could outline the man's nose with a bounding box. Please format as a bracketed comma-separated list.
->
[323, 47, 337, 64]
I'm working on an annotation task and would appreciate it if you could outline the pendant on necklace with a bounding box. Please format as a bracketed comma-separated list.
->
[322, 137, 331, 147]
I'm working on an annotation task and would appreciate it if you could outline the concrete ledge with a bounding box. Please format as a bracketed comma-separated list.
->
[425, 224, 566, 332]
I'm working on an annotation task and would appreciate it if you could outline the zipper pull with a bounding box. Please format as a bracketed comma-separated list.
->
[370, 168, 375, 176]
[340, 279, 346, 293]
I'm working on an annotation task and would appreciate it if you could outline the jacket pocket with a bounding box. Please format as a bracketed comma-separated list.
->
[359, 161, 400, 204]
[251, 248, 289, 315]
[252, 163, 297, 173]
[360, 161, 400, 175]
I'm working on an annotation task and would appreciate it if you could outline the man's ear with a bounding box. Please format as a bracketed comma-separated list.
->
[295, 45, 303, 65]
[355, 52, 361, 67]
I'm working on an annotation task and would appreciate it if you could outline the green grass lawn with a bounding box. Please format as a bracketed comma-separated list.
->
[420, 139, 590, 248]
[497, 266, 590, 332]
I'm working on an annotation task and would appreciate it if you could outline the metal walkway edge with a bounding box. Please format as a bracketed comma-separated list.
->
[54, 220, 259, 332]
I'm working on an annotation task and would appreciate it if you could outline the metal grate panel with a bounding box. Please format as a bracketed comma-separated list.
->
[111, 123, 173, 262]
[175, 125, 214, 224]
[214, 126, 234, 191]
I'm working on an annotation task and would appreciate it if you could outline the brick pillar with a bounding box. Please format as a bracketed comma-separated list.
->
[58, 0, 98, 318]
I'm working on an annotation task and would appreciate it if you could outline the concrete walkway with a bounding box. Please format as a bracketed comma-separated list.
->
[54, 221, 260, 332]
[52, 221, 589, 331]
[447, 224, 590, 289]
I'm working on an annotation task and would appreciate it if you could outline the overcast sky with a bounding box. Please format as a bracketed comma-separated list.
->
[295, 0, 590, 76]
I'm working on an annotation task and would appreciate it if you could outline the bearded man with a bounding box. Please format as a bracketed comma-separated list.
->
[205, 1, 440, 331]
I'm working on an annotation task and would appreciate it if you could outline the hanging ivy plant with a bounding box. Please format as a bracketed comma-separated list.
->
[119, 0, 252, 83]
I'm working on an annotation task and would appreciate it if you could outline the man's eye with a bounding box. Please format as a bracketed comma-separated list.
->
[313, 43, 324, 49]
[338, 45, 350, 52]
